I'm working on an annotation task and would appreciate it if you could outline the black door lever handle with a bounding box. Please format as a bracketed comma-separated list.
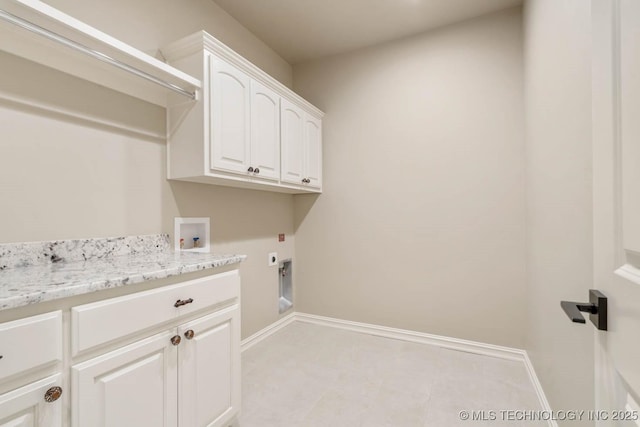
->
[561, 301, 596, 323]
[560, 289, 607, 331]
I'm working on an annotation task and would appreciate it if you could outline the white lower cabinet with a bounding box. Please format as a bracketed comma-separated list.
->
[72, 306, 240, 427]
[0, 311, 63, 427]
[178, 306, 240, 427]
[0, 271, 241, 427]
[0, 374, 62, 427]
[72, 331, 178, 427]
[71, 271, 241, 427]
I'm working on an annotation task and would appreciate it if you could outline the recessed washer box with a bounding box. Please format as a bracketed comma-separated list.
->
[279, 259, 293, 314]
[174, 217, 210, 253]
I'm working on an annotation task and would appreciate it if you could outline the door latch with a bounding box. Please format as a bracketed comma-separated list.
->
[561, 289, 607, 331]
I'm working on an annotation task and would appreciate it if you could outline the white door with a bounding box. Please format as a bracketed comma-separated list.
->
[303, 114, 322, 189]
[592, 0, 640, 423]
[210, 56, 251, 175]
[72, 331, 178, 427]
[0, 375, 62, 427]
[250, 80, 280, 181]
[177, 305, 240, 427]
[280, 99, 305, 185]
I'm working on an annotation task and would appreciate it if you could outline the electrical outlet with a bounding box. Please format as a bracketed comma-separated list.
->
[268, 252, 278, 266]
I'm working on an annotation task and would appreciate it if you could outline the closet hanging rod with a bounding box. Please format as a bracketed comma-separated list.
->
[0, 8, 197, 100]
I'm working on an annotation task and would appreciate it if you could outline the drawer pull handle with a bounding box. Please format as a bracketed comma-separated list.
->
[174, 298, 194, 308]
[184, 329, 195, 340]
[170, 335, 182, 346]
[44, 386, 62, 403]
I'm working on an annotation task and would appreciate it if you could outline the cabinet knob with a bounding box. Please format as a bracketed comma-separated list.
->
[44, 386, 62, 403]
[302, 178, 310, 184]
[184, 329, 195, 340]
[254, 168, 260, 174]
[247, 166, 254, 173]
[170, 335, 182, 346]
[174, 298, 194, 308]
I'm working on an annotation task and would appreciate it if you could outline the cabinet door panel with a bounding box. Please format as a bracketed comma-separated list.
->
[280, 99, 304, 185]
[0, 375, 62, 427]
[304, 114, 322, 189]
[72, 332, 177, 427]
[178, 305, 240, 427]
[250, 81, 280, 181]
[210, 56, 251, 175]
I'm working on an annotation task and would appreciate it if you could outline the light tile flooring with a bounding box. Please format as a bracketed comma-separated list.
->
[238, 322, 544, 427]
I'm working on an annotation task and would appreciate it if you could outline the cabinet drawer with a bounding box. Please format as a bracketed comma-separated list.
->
[0, 311, 62, 381]
[71, 270, 240, 356]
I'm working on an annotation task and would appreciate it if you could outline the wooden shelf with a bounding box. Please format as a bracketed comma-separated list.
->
[0, 0, 200, 107]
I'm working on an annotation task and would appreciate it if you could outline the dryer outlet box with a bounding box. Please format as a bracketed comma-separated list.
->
[268, 252, 278, 266]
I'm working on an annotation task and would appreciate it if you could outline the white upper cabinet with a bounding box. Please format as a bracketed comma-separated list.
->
[281, 99, 305, 185]
[210, 57, 251, 175]
[281, 99, 322, 189]
[250, 81, 281, 181]
[304, 114, 323, 189]
[163, 31, 323, 194]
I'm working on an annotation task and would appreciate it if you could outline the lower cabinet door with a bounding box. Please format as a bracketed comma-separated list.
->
[72, 331, 178, 427]
[0, 374, 62, 427]
[178, 305, 240, 427]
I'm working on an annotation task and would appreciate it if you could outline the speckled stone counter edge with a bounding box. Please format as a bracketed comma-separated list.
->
[0, 253, 247, 311]
[0, 234, 247, 311]
[0, 234, 171, 270]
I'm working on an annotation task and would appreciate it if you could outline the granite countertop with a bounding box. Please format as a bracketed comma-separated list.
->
[0, 234, 246, 311]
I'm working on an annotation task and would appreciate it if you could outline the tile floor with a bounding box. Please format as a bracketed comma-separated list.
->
[238, 322, 544, 427]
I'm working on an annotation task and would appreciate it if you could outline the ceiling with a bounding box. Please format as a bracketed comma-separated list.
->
[212, 0, 522, 64]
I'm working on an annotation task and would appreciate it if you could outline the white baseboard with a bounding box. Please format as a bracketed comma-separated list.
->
[240, 312, 296, 352]
[241, 311, 554, 426]
[295, 312, 525, 361]
[523, 352, 557, 427]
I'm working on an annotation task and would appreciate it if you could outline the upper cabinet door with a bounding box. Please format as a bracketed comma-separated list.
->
[304, 114, 322, 189]
[280, 99, 304, 185]
[209, 55, 251, 175]
[250, 81, 280, 181]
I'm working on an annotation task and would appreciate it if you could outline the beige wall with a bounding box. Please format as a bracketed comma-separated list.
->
[0, 0, 295, 338]
[523, 0, 594, 421]
[292, 8, 526, 348]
